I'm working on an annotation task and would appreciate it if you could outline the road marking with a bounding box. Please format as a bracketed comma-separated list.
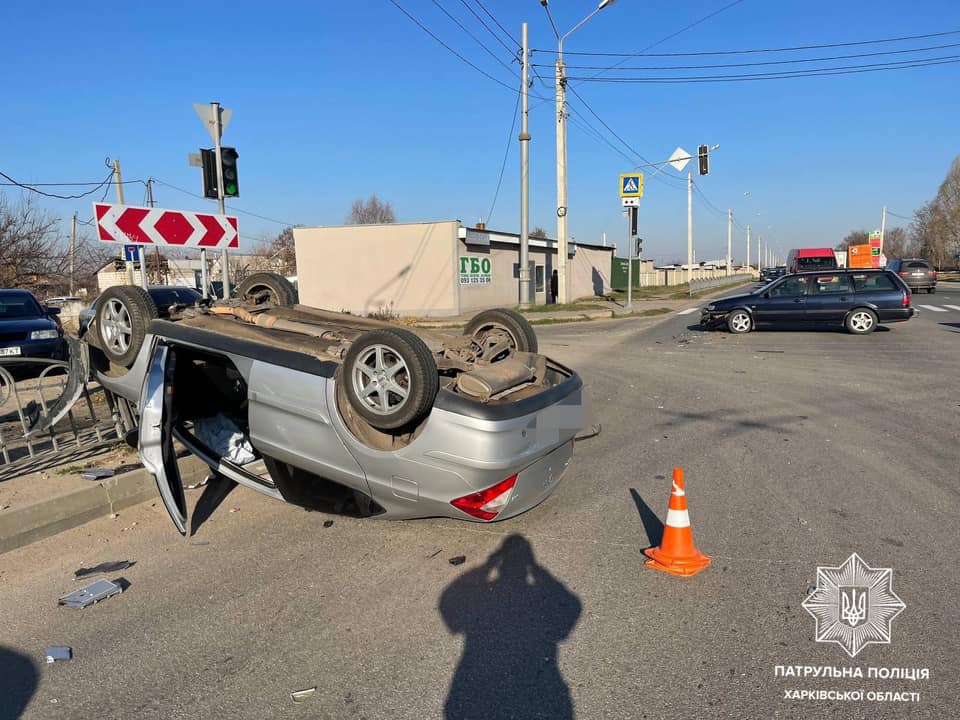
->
[944, 305, 960, 312]
[916, 305, 948, 312]
[677, 308, 700, 315]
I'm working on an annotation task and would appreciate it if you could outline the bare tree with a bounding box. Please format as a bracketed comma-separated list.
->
[347, 195, 395, 225]
[835, 230, 869, 252]
[882, 227, 909, 258]
[910, 157, 960, 267]
[530, 227, 548, 239]
[252, 226, 298, 275]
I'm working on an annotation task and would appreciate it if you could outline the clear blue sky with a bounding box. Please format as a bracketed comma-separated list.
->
[3, 0, 959, 265]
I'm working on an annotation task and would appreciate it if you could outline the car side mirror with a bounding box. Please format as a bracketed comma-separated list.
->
[46, 306, 61, 316]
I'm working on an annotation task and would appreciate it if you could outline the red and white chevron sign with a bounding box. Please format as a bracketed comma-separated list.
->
[93, 203, 239, 248]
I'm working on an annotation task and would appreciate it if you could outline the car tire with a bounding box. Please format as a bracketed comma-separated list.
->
[845, 308, 877, 335]
[236, 273, 298, 307]
[726, 309, 752, 334]
[343, 328, 439, 432]
[94, 285, 158, 368]
[927, 287, 936, 294]
[464, 308, 538, 357]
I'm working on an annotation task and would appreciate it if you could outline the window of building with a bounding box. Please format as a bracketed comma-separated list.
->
[535, 265, 545, 292]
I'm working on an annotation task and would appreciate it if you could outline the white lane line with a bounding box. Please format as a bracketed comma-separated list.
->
[677, 308, 700, 315]
[916, 305, 948, 312]
[944, 305, 960, 312]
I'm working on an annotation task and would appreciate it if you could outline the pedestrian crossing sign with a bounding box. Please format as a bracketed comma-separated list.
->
[620, 173, 643, 198]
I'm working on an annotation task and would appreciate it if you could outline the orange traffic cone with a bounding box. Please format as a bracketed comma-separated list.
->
[644, 468, 711, 577]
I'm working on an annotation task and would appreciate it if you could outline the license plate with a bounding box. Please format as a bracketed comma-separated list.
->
[0, 347, 21, 357]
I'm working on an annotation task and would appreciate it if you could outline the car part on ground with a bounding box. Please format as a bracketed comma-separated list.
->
[464, 308, 539, 356]
[235, 272, 298, 307]
[94, 285, 158, 367]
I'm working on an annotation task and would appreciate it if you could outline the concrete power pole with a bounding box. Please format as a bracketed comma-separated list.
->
[687, 170, 694, 285]
[146, 179, 161, 284]
[518, 23, 532, 308]
[726, 209, 732, 277]
[880, 205, 887, 259]
[746, 225, 751, 275]
[70, 212, 77, 295]
[554, 43, 569, 304]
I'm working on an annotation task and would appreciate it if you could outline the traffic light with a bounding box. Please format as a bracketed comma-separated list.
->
[220, 147, 239, 197]
[629, 206, 638, 237]
[698, 144, 709, 176]
[635, 237, 643, 256]
[200, 148, 218, 199]
[199, 147, 240, 199]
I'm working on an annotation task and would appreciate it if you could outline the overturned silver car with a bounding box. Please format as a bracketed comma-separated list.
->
[76, 274, 583, 531]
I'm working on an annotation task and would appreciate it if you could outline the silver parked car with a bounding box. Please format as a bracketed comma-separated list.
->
[70, 274, 582, 532]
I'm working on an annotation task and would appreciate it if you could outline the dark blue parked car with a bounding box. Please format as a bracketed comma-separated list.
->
[700, 269, 915, 335]
[0, 289, 66, 360]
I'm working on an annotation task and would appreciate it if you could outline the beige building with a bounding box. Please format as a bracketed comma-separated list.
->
[293, 221, 614, 317]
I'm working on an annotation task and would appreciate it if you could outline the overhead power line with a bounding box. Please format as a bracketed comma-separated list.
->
[0, 170, 119, 200]
[151, 178, 299, 227]
[537, 28, 960, 58]
[538, 41, 960, 71]
[429, 0, 516, 76]
[566, 55, 960, 83]
[458, 0, 518, 56]
[387, 0, 518, 93]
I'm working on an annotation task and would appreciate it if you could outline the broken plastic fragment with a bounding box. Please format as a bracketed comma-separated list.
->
[323, 520, 334, 528]
[229, 506, 240, 513]
[448, 555, 466, 566]
[74, 561, 134, 579]
[290, 687, 317, 703]
[58, 579, 123, 609]
[44, 646, 72, 664]
[80, 468, 115, 481]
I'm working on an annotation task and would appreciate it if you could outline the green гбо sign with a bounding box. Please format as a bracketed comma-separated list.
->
[459, 256, 492, 285]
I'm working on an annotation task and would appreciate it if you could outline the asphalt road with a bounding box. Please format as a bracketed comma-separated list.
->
[2, 287, 958, 720]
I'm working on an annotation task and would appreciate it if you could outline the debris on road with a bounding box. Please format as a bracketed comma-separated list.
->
[186, 476, 211, 490]
[290, 687, 317, 703]
[323, 520, 334, 528]
[74, 560, 134, 579]
[44, 646, 73, 664]
[229, 506, 240, 513]
[426, 548, 442, 559]
[58, 579, 124, 609]
[80, 468, 115, 481]
[190, 540, 210, 546]
[448, 555, 466, 566]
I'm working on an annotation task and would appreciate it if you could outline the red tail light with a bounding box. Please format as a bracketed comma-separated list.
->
[899, 272, 910, 277]
[450, 474, 517, 520]
[902, 292, 910, 307]
[931, 270, 937, 278]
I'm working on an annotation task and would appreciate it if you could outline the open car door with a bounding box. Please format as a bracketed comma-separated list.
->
[139, 344, 188, 534]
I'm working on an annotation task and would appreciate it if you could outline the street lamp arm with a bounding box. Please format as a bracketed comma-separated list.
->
[561, 7, 602, 49]
[541, 3, 561, 42]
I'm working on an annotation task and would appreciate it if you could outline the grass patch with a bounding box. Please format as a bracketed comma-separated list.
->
[56, 464, 87, 476]
[517, 301, 604, 313]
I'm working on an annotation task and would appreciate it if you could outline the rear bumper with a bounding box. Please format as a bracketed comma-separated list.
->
[879, 307, 916, 323]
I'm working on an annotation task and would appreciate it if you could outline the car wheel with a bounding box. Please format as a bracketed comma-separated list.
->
[94, 286, 158, 368]
[928, 287, 936, 294]
[845, 308, 877, 335]
[236, 272, 298, 307]
[343, 328, 439, 432]
[726, 310, 752, 334]
[464, 308, 538, 359]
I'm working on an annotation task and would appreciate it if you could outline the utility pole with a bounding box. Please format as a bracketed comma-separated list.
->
[70, 212, 77, 295]
[213, 102, 231, 299]
[880, 205, 887, 257]
[687, 170, 693, 285]
[112, 160, 135, 285]
[519, 23, 532, 308]
[625, 208, 633, 310]
[554, 42, 569, 304]
[746, 225, 751, 275]
[726, 209, 732, 277]
[147, 179, 161, 285]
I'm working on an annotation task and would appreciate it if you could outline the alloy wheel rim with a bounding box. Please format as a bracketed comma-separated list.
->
[351, 344, 410, 416]
[102, 299, 132, 354]
[731, 313, 750, 332]
[852, 312, 873, 332]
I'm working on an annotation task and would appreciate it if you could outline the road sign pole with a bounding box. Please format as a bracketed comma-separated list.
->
[212, 102, 230, 299]
[626, 207, 633, 310]
[727, 209, 732, 277]
[112, 160, 136, 286]
[687, 170, 693, 287]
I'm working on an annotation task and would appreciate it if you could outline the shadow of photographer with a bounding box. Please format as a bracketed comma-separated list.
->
[439, 534, 582, 719]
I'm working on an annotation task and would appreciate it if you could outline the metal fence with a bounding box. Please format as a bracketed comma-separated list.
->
[689, 273, 754, 295]
[0, 358, 126, 474]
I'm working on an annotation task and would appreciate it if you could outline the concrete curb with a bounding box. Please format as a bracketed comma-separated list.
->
[0, 455, 207, 554]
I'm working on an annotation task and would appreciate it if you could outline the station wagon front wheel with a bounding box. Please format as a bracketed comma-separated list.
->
[727, 310, 752, 334]
[845, 308, 877, 335]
